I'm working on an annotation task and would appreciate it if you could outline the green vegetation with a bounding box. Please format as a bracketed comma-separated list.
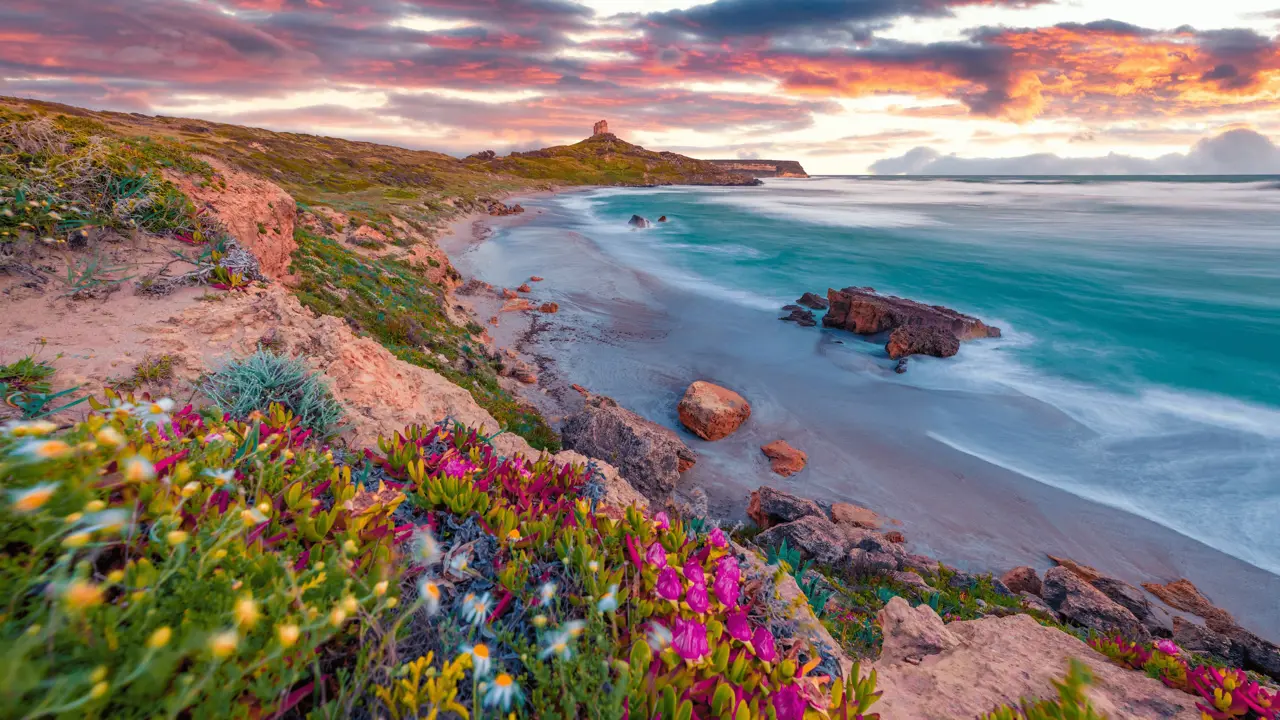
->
[0, 353, 86, 420]
[980, 660, 1106, 720]
[202, 350, 345, 437]
[113, 354, 176, 391]
[290, 227, 558, 451]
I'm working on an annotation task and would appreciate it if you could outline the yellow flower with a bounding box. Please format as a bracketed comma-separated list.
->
[64, 512, 83, 523]
[343, 539, 358, 555]
[386, 597, 398, 609]
[147, 626, 172, 649]
[77, 441, 98, 453]
[123, 456, 156, 483]
[19, 439, 71, 461]
[63, 532, 91, 548]
[90, 681, 108, 699]
[106, 569, 124, 583]
[180, 481, 200, 497]
[329, 607, 347, 627]
[212, 549, 227, 560]
[84, 500, 106, 513]
[95, 427, 124, 447]
[11, 483, 58, 513]
[277, 623, 300, 648]
[63, 580, 104, 610]
[342, 595, 358, 614]
[507, 528, 522, 542]
[91, 666, 108, 682]
[532, 614, 548, 628]
[166, 530, 189, 546]
[374, 580, 389, 596]
[256, 501, 272, 516]
[209, 630, 239, 658]
[234, 596, 260, 629]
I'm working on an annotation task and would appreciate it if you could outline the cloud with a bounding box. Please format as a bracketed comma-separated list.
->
[870, 128, 1280, 174]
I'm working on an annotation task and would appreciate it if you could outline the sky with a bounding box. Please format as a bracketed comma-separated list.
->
[2, 0, 1280, 173]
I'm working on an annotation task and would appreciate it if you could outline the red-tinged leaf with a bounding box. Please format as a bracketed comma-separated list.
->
[293, 549, 310, 571]
[488, 591, 513, 623]
[268, 680, 315, 720]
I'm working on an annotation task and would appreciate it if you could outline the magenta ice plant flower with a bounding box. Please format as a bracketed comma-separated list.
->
[441, 457, 475, 478]
[645, 541, 668, 569]
[654, 511, 670, 530]
[683, 556, 705, 586]
[725, 610, 752, 643]
[752, 626, 778, 663]
[656, 566, 683, 602]
[1154, 639, 1180, 656]
[771, 684, 806, 720]
[714, 564, 740, 608]
[708, 526, 727, 548]
[672, 617, 710, 662]
[686, 581, 710, 614]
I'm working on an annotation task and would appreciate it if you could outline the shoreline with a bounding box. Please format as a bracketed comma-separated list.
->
[436, 186, 1280, 643]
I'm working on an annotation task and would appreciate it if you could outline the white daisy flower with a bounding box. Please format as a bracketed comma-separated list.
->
[419, 579, 442, 616]
[137, 398, 175, 426]
[596, 584, 619, 614]
[483, 673, 524, 712]
[539, 629, 575, 661]
[463, 643, 493, 676]
[10, 482, 59, 513]
[204, 468, 236, 486]
[15, 439, 72, 462]
[2, 420, 58, 437]
[413, 528, 441, 565]
[646, 621, 673, 650]
[460, 591, 491, 626]
[539, 582, 557, 604]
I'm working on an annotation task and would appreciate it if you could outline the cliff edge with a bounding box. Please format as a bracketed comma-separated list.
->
[705, 159, 810, 178]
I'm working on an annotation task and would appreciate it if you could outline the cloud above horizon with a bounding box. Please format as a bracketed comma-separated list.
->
[870, 128, 1280, 174]
[1, 0, 1279, 171]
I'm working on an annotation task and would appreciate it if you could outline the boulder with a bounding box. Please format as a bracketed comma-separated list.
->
[1090, 576, 1171, 637]
[894, 358, 909, 374]
[892, 570, 936, 593]
[500, 298, 532, 313]
[781, 304, 803, 311]
[517, 283, 532, 293]
[884, 530, 906, 544]
[877, 596, 960, 665]
[796, 292, 829, 310]
[830, 502, 882, 529]
[529, 275, 544, 282]
[1219, 625, 1280, 680]
[886, 325, 960, 360]
[657, 215, 668, 222]
[1042, 567, 1149, 641]
[1172, 617, 1241, 666]
[501, 287, 519, 300]
[872, 610, 1201, 720]
[1001, 566, 1043, 597]
[677, 380, 751, 441]
[761, 440, 807, 476]
[1140, 578, 1235, 630]
[823, 286, 1001, 340]
[755, 515, 849, 566]
[847, 548, 900, 575]
[1019, 592, 1061, 620]
[560, 393, 697, 502]
[628, 214, 651, 228]
[779, 308, 817, 327]
[747, 486, 823, 529]
[538, 302, 559, 314]
[1047, 555, 1106, 584]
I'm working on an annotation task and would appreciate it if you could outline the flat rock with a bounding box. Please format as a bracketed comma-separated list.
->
[886, 325, 960, 359]
[538, 302, 559, 313]
[1043, 567, 1149, 641]
[1141, 578, 1235, 630]
[560, 392, 697, 502]
[677, 380, 751, 441]
[755, 515, 849, 566]
[877, 596, 960, 665]
[796, 292, 829, 310]
[822, 286, 1001, 352]
[779, 308, 817, 326]
[747, 486, 823, 529]
[761, 439, 807, 476]
[1048, 555, 1106, 584]
[831, 502, 882, 529]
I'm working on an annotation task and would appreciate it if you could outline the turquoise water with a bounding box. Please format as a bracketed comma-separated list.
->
[452, 177, 1280, 602]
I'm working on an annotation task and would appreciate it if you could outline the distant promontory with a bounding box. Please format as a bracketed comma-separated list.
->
[704, 159, 810, 178]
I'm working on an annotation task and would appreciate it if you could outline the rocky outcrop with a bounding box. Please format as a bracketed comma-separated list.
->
[747, 486, 823, 529]
[538, 302, 559, 314]
[704, 159, 810, 178]
[628, 214, 651, 228]
[560, 392, 697, 502]
[796, 292, 829, 310]
[872, 604, 1201, 719]
[486, 201, 525, 216]
[761, 440, 807, 476]
[756, 515, 848, 565]
[1141, 579, 1235, 630]
[830, 502, 882, 530]
[1048, 555, 1106, 584]
[657, 216, 668, 222]
[1173, 617, 1241, 666]
[779, 308, 816, 326]
[517, 283, 532, 293]
[1140, 580, 1280, 680]
[1001, 566, 1043, 597]
[677, 381, 750, 441]
[1042, 567, 1149, 641]
[163, 158, 296, 281]
[822, 287, 1000, 359]
[1091, 576, 1172, 638]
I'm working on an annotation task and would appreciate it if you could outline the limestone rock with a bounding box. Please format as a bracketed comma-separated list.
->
[1020, 592, 1061, 620]
[1048, 555, 1106, 584]
[823, 286, 1001, 343]
[1091, 576, 1171, 637]
[831, 502, 882, 529]
[677, 380, 750, 441]
[796, 292, 829, 310]
[878, 597, 961, 665]
[746, 486, 823, 529]
[1172, 617, 1241, 666]
[1001, 566, 1043, 597]
[1141, 578, 1235, 630]
[1042, 567, 1149, 641]
[755, 515, 849, 566]
[761, 439, 807, 476]
[560, 392, 697, 502]
[517, 283, 532, 293]
[886, 325, 960, 360]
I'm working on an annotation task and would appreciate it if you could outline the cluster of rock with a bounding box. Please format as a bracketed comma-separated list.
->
[627, 214, 669, 228]
[1001, 560, 1280, 681]
[486, 201, 525, 217]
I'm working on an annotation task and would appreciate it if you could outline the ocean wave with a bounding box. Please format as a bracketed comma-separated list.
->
[701, 192, 941, 228]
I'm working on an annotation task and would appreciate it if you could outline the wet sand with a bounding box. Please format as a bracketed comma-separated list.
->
[440, 193, 1280, 643]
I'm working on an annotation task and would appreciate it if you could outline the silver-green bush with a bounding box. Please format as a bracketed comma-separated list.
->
[202, 350, 344, 435]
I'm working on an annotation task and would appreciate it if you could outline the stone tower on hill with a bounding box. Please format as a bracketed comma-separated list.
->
[593, 120, 609, 136]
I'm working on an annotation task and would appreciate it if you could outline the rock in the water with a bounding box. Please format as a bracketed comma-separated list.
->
[755, 515, 849, 565]
[529, 275, 544, 282]
[796, 292, 829, 310]
[677, 380, 751, 441]
[877, 596, 961, 664]
[538, 302, 559, 313]
[781, 304, 803, 311]
[872, 610, 1202, 720]
[779, 308, 817, 326]
[761, 440, 807, 476]
[560, 392, 697, 502]
[830, 502, 882, 529]
[884, 530, 906, 544]
[886, 325, 961, 359]
[628, 214, 651, 228]
[657, 215, 668, 222]
[1042, 567, 1149, 640]
[500, 298, 532, 313]
[517, 283, 532, 293]
[747, 486, 823, 529]
[1091, 576, 1171, 637]
[822, 286, 1000, 359]
[894, 358, 909, 374]
[1001, 566, 1043, 597]
[501, 287, 519, 299]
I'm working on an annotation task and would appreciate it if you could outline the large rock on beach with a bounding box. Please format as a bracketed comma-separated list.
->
[755, 514, 849, 565]
[761, 440, 807, 476]
[1090, 576, 1172, 637]
[1001, 566, 1043, 597]
[822, 286, 1000, 359]
[747, 486, 823, 529]
[796, 292, 829, 310]
[677, 380, 751, 441]
[830, 502, 882, 530]
[560, 392, 697, 502]
[1042, 567, 1149, 640]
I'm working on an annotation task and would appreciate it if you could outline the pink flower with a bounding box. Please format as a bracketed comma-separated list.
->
[672, 618, 709, 662]
[645, 542, 668, 569]
[716, 555, 739, 582]
[771, 684, 806, 720]
[654, 511, 670, 530]
[1155, 639, 1180, 656]
[656, 566, 683, 602]
[708, 527, 727, 548]
[752, 626, 777, 663]
[625, 534, 642, 569]
[441, 457, 475, 478]
[725, 611, 752, 643]
[686, 582, 710, 613]
[714, 564, 740, 608]
[683, 556, 705, 587]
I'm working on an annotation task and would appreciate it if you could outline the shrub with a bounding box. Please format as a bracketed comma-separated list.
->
[202, 350, 344, 436]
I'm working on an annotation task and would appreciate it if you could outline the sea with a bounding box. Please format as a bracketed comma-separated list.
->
[447, 176, 1280, 634]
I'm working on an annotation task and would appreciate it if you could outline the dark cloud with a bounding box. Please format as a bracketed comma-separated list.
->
[870, 128, 1280, 174]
